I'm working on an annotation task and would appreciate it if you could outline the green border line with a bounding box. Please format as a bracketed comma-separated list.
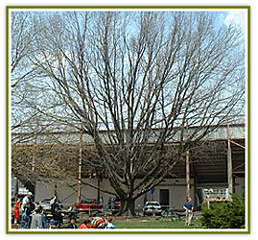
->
[6, 5, 10, 234]
[7, 5, 250, 10]
[247, 6, 251, 235]
[6, 5, 251, 234]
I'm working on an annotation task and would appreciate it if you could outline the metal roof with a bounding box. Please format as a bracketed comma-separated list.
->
[12, 123, 245, 145]
[11, 123, 246, 185]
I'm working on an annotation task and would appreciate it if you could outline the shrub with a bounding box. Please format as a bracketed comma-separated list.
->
[201, 194, 245, 229]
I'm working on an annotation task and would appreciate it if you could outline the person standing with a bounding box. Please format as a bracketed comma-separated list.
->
[183, 197, 194, 226]
[13, 198, 21, 225]
[20, 192, 34, 228]
[50, 195, 58, 215]
[30, 206, 43, 229]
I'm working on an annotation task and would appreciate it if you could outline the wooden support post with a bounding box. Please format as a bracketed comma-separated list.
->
[144, 192, 147, 205]
[77, 130, 83, 203]
[191, 161, 198, 209]
[227, 120, 233, 196]
[15, 177, 19, 200]
[193, 175, 197, 208]
[54, 184, 57, 196]
[185, 121, 191, 199]
[97, 178, 100, 202]
[186, 150, 190, 199]
[32, 125, 38, 172]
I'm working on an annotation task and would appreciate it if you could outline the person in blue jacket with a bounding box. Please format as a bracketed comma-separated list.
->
[183, 197, 194, 226]
[105, 217, 115, 229]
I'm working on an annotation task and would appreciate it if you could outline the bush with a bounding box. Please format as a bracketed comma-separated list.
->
[201, 194, 245, 229]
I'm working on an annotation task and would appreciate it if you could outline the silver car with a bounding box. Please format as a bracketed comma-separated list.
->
[39, 199, 61, 211]
[143, 201, 162, 216]
[39, 199, 52, 210]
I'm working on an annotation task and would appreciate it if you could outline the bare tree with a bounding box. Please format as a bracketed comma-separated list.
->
[10, 11, 58, 135]
[11, 11, 245, 215]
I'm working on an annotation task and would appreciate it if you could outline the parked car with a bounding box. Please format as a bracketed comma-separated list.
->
[143, 201, 162, 216]
[74, 198, 103, 212]
[40, 199, 52, 211]
[40, 198, 61, 211]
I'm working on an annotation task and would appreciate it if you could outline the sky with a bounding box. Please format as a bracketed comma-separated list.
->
[224, 10, 247, 34]
[210, 10, 247, 37]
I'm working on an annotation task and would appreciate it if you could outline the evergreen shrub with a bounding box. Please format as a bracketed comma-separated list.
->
[201, 194, 245, 229]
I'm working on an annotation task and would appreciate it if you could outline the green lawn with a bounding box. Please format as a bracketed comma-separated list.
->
[64, 217, 204, 229]
[61, 213, 205, 229]
[114, 220, 204, 229]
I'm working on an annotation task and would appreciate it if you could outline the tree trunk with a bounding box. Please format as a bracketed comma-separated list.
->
[118, 197, 136, 217]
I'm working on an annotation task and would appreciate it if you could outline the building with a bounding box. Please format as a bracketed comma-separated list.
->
[11, 122, 246, 210]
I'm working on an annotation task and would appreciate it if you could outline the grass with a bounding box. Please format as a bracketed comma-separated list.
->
[62, 214, 205, 229]
[114, 220, 204, 229]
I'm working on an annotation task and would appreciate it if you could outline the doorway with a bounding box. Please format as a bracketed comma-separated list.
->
[160, 189, 170, 207]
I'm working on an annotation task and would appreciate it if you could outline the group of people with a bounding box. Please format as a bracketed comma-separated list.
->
[13, 193, 115, 230]
[14, 192, 194, 229]
[67, 213, 114, 229]
[13, 192, 63, 229]
[14, 192, 48, 228]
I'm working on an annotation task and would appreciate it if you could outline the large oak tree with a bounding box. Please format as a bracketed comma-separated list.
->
[11, 11, 245, 215]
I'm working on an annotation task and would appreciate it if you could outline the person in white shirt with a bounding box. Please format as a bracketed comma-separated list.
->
[20, 192, 33, 228]
[21, 192, 33, 211]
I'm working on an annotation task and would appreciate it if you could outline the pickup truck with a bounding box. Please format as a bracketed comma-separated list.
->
[74, 198, 103, 212]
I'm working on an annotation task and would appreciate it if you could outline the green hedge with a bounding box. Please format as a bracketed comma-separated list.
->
[201, 194, 245, 229]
